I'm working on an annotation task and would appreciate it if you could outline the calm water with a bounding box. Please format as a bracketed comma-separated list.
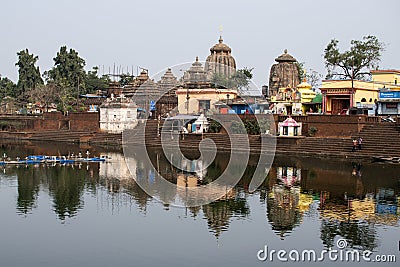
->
[0, 142, 399, 267]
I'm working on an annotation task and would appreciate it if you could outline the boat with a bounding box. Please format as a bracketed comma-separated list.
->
[0, 154, 108, 166]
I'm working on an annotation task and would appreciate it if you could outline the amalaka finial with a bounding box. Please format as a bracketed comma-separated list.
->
[284, 49, 288, 54]
[196, 56, 199, 62]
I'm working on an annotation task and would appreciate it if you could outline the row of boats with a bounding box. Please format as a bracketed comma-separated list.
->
[0, 154, 108, 166]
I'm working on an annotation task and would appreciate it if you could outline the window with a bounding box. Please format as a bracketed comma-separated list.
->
[198, 100, 210, 113]
[294, 126, 299, 136]
[361, 98, 366, 102]
[283, 126, 288, 135]
[385, 103, 397, 109]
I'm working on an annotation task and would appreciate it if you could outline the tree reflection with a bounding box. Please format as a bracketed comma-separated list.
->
[48, 166, 86, 221]
[202, 192, 250, 238]
[15, 167, 41, 215]
[320, 219, 377, 250]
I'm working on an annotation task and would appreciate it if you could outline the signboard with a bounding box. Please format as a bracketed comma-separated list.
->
[149, 100, 156, 111]
[379, 91, 400, 99]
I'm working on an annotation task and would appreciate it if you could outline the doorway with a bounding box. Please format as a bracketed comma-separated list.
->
[331, 98, 350, 115]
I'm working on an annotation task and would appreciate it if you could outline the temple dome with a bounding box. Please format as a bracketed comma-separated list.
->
[210, 36, 232, 53]
[297, 78, 312, 90]
[275, 49, 297, 63]
[205, 36, 236, 78]
[182, 57, 209, 84]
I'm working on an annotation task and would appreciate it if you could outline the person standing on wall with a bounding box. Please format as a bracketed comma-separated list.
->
[352, 138, 357, 152]
[357, 137, 363, 150]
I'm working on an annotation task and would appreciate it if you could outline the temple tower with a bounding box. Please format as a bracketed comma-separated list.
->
[205, 36, 236, 78]
[269, 49, 300, 97]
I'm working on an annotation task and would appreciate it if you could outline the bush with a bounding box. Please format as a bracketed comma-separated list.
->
[308, 126, 318, 136]
[209, 119, 222, 133]
[230, 121, 246, 134]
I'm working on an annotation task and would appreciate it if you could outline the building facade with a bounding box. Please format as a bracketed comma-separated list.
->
[372, 70, 400, 115]
[99, 96, 138, 133]
[176, 57, 237, 115]
[320, 80, 379, 115]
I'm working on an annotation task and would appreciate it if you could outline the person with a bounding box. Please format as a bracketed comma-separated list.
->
[352, 138, 357, 152]
[357, 137, 363, 150]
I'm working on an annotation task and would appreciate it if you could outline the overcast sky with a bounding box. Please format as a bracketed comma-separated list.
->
[1, 0, 399, 89]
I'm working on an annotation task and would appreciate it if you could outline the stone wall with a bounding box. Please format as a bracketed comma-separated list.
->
[0, 112, 100, 132]
[276, 115, 370, 137]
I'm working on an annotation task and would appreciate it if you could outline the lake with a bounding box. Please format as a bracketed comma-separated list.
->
[0, 142, 399, 267]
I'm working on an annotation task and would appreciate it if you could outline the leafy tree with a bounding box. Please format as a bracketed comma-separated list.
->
[45, 46, 86, 88]
[118, 73, 134, 87]
[15, 49, 43, 94]
[295, 62, 306, 82]
[323, 35, 384, 80]
[84, 66, 110, 94]
[211, 67, 254, 93]
[0, 75, 17, 99]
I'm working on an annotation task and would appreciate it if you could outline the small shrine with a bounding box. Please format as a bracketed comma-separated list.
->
[192, 114, 210, 133]
[278, 117, 302, 136]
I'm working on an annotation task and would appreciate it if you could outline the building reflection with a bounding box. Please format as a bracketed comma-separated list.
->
[1, 145, 399, 245]
[266, 166, 314, 239]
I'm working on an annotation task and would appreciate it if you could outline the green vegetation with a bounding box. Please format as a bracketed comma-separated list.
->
[0, 76, 17, 98]
[45, 46, 86, 89]
[324, 35, 384, 80]
[230, 118, 271, 135]
[208, 119, 222, 133]
[15, 49, 43, 94]
[211, 67, 253, 93]
[1, 46, 110, 113]
[308, 126, 318, 136]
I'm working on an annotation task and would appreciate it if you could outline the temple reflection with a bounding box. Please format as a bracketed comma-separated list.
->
[0, 145, 399, 246]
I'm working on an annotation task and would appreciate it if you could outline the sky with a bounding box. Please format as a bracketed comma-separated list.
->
[1, 0, 399, 89]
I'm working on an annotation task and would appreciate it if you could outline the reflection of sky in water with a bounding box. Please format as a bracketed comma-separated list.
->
[0, 147, 399, 267]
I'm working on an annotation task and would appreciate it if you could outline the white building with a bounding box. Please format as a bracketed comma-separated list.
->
[278, 117, 302, 136]
[99, 95, 138, 133]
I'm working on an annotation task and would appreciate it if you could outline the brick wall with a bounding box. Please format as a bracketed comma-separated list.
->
[275, 115, 370, 137]
[0, 112, 100, 132]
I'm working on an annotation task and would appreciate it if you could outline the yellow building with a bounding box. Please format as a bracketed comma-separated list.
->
[372, 70, 400, 115]
[321, 80, 379, 114]
[176, 88, 237, 115]
[371, 70, 400, 87]
[297, 78, 317, 114]
[176, 57, 237, 114]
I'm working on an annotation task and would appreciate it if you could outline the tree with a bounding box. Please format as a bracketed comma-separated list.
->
[306, 69, 323, 91]
[295, 62, 322, 91]
[15, 49, 43, 94]
[24, 84, 61, 111]
[323, 35, 384, 80]
[84, 66, 110, 94]
[211, 67, 254, 93]
[45, 46, 86, 88]
[118, 73, 134, 87]
[0, 75, 17, 99]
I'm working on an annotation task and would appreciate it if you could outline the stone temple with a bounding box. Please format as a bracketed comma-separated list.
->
[269, 49, 300, 97]
[205, 36, 236, 78]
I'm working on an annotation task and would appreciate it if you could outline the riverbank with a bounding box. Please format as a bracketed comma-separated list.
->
[1, 126, 399, 162]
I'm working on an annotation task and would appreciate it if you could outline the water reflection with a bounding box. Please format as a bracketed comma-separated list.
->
[0, 144, 399, 247]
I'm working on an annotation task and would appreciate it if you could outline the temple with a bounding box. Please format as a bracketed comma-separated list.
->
[205, 36, 236, 79]
[268, 50, 300, 97]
